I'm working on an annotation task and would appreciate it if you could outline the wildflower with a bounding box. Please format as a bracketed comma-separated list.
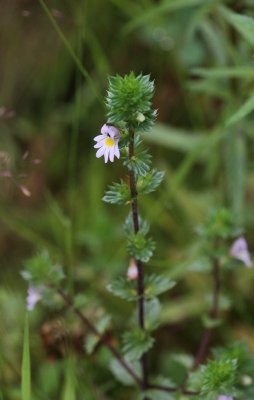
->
[26, 285, 44, 311]
[229, 236, 252, 268]
[217, 396, 233, 400]
[94, 124, 120, 163]
[127, 258, 138, 280]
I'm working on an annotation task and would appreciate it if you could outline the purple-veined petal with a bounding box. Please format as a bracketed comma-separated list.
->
[94, 141, 104, 149]
[104, 147, 110, 163]
[94, 134, 106, 142]
[96, 146, 105, 158]
[101, 124, 108, 134]
[109, 146, 115, 162]
[114, 145, 120, 159]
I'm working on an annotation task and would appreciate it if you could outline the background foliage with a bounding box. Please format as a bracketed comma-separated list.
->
[1, 0, 254, 399]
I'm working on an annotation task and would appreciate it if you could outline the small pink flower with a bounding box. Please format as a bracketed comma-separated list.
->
[26, 285, 44, 311]
[229, 236, 252, 268]
[94, 124, 120, 163]
[217, 396, 233, 400]
[127, 258, 138, 280]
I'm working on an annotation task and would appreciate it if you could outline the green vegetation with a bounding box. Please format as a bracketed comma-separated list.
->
[1, 1, 254, 399]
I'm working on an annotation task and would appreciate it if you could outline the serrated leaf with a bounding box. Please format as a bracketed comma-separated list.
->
[110, 358, 141, 386]
[107, 277, 138, 301]
[108, 274, 175, 302]
[127, 233, 155, 262]
[122, 146, 152, 176]
[144, 275, 176, 298]
[22, 251, 65, 286]
[124, 212, 150, 236]
[137, 169, 165, 194]
[122, 329, 154, 361]
[226, 93, 254, 126]
[103, 181, 130, 204]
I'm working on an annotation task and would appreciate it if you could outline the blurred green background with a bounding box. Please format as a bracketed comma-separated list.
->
[1, 0, 254, 398]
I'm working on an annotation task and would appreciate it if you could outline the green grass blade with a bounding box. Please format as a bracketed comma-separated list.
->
[21, 313, 31, 400]
[62, 357, 76, 400]
[220, 6, 254, 47]
[226, 93, 254, 126]
[142, 123, 205, 153]
[224, 128, 246, 224]
[39, 0, 103, 105]
[192, 67, 254, 79]
[122, 0, 216, 35]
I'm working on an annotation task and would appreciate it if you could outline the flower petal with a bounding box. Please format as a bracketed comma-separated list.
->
[101, 124, 109, 134]
[104, 147, 110, 163]
[94, 141, 104, 149]
[96, 146, 105, 158]
[94, 134, 106, 142]
[229, 236, 252, 268]
[109, 146, 115, 162]
[114, 145, 120, 159]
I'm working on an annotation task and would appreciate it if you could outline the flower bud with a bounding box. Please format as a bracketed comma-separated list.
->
[127, 258, 138, 280]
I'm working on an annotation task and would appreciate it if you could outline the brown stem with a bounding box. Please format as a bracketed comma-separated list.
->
[192, 254, 220, 370]
[58, 289, 200, 397]
[57, 288, 142, 385]
[128, 130, 149, 393]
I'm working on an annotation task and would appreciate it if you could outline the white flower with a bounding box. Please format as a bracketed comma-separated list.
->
[94, 124, 120, 163]
[26, 285, 44, 311]
[217, 396, 233, 400]
[229, 236, 252, 268]
[127, 258, 138, 280]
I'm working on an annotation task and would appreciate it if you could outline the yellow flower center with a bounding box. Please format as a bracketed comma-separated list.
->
[105, 137, 114, 147]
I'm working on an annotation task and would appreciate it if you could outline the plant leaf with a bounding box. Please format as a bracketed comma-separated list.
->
[220, 6, 254, 47]
[127, 232, 156, 262]
[226, 93, 254, 126]
[103, 181, 130, 205]
[21, 313, 31, 400]
[122, 329, 154, 361]
[137, 169, 165, 195]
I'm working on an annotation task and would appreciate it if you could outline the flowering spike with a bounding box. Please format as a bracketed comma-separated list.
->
[106, 73, 156, 131]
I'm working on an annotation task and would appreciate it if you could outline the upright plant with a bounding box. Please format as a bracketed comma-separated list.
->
[95, 72, 173, 396]
[22, 73, 254, 400]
